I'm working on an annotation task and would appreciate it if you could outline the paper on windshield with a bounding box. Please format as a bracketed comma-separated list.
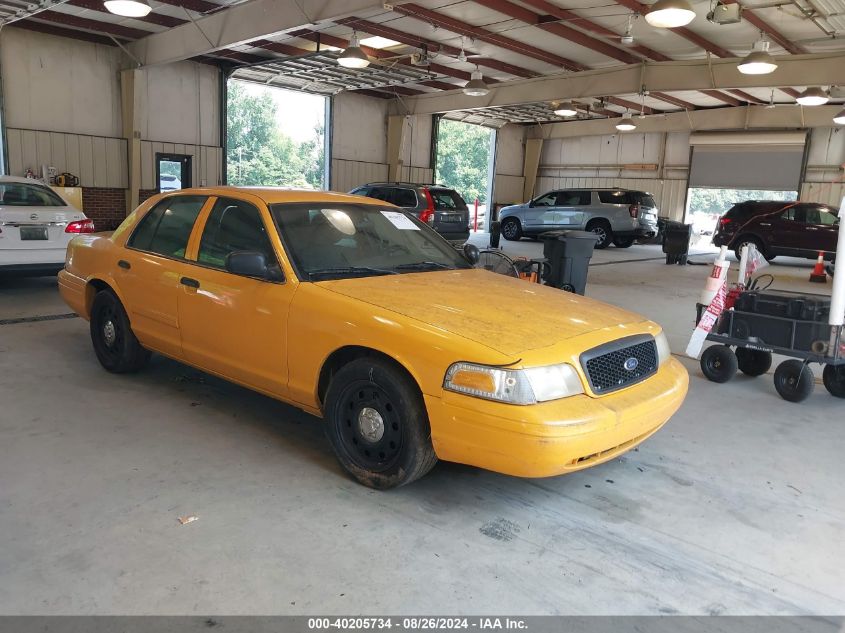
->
[381, 211, 420, 230]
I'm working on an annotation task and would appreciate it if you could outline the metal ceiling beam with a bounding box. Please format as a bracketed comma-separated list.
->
[392, 3, 586, 71]
[720, 0, 807, 55]
[125, 0, 393, 67]
[33, 10, 154, 39]
[335, 16, 537, 78]
[530, 104, 844, 138]
[12, 18, 120, 44]
[65, 0, 185, 27]
[391, 53, 845, 116]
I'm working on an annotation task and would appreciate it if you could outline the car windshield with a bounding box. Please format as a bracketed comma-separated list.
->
[271, 203, 473, 280]
[0, 182, 66, 207]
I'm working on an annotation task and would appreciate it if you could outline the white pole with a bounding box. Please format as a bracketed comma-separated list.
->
[830, 197, 845, 327]
[737, 243, 749, 286]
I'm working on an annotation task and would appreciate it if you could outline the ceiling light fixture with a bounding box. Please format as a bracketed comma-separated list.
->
[833, 109, 845, 125]
[338, 32, 371, 69]
[463, 67, 489, 97]
[737, 38, 778, 75]
[103, 0, 151, 17]
[616, 114, 637, 131]
[796, 86, 829, 106]
[554, 101, 578, 117]
[644, 0, 696, 28]
[621, 14, 635, 45]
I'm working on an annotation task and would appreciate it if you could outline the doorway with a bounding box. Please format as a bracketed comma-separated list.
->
[434, 118, 497, 232]
[156, 153, 192, 193]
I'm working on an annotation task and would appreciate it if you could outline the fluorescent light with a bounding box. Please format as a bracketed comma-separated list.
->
[103, 0, 151, 17]
[737, 40, 777, 75]
[645, 0, 696, 28]
[554, 101, 578, 117]
[616, 115, 637, 131]
[359, 36, 400, 49]
[463, 68, 489, 97]
[834, 109, 845, 125]
[338, 33, 370, 69]
[796, 87, 829, 106]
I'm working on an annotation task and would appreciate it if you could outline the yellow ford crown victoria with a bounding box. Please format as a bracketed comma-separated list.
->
[59, 188, 688, 488]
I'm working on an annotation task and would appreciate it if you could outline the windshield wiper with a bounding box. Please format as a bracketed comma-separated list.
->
[394, 261, 454, 272]
[309, 266, 399, 280]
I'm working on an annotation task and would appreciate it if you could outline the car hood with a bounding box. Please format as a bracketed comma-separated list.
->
[500, 203, 528, 213]
[316, 268, 647, 358]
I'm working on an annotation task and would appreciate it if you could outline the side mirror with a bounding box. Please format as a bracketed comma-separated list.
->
[226, 251, 269, 278]
[463, 243, 480, 265]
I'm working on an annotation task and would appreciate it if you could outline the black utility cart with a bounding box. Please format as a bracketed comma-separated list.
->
[697, 289, 845, 402]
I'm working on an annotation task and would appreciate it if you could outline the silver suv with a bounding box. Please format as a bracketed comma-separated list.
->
[499, 189, 659, 249]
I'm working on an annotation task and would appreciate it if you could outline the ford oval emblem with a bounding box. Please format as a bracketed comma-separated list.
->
[623, 357, 639, 372]
[30, 213, 38, 221]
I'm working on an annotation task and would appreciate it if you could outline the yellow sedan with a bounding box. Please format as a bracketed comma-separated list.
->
[58, 188, 688, 488]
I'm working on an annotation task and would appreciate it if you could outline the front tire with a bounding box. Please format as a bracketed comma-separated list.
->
[324, 357, 437, 489]
[773, 360, 814, 403]
[822, 365, 845, 398]
[586, 220, 612, 249]
[700, 345, 737, 383]
[501, 218, 523, 241]
[90, 289, 150, 373]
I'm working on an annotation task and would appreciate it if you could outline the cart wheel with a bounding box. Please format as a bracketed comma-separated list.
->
[773, 360, 815, 403]
[561, 284, 576, 293]
[736, 348, 772, 377]
[700, 345, 737, 383]
[822, 365, 845, 398]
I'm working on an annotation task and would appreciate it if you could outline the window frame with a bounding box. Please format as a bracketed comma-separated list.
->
[190, 196, 286, 284]
[125, 194, 209, 262]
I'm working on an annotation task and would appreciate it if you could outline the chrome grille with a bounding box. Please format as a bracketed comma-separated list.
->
[581, 335, 658, 395]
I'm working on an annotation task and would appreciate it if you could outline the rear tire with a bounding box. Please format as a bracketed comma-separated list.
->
[773, 360, 814, 403]
[613, 236, 635, 248]
[587, 219, 613, 250]
[733, 236, 767, 262]
[324, 357, 437, 489]
[736, 348, 772, 377]
[700, 345, 737, 383]
[822, 365, 845, 398]
[90, 289, 150, 373]
[501, 218, 523, 241]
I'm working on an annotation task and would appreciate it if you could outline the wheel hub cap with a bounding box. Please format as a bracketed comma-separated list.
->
[103, 320, 116, 346]
[357, 407, 385, 443]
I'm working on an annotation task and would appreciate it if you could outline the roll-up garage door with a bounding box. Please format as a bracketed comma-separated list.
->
[688, 131, 807, 190]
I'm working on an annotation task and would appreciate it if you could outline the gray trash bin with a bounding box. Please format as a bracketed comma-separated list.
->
[540, 230, 598, 295]
[662, 220, 693, 265]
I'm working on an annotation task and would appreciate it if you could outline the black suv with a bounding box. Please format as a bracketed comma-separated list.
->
[713, 200, 839, 261]
[349, 182, 470, 245]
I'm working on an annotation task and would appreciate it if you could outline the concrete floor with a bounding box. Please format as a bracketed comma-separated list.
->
[1, 243, 843, 615]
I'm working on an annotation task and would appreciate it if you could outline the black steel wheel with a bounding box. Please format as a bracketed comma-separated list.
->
[324, 357, 437, 489]
[586, 220, 613, 250]
[700, 345, 737, 383]
[736, 348, 772, 377]
[90, 289, 150, 373]
[822, 364, 845, 398]
[500, 218, 523, 241]
[773, 360, 815, 403]
[613, 236, 635, 248]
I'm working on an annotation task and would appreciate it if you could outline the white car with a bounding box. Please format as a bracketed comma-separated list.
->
[159, 174, 181, 191]
[0, 176, 93, 275]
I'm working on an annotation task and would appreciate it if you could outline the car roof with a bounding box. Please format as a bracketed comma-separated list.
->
[362, 182, 453, 189]
[160, 187, 381, 207]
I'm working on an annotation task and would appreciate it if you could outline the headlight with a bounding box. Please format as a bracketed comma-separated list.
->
[655, 331, 672, 365]
[443, 361, 584, 405]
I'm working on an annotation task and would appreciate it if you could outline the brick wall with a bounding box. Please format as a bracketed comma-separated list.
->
[82, 188, 127, 231]
[139, 189, 158, 204]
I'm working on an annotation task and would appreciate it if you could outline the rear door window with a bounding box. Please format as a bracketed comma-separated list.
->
[128, 195, 206, 259]
[430, 189, 468, 210]
[556, 191, 590, 206]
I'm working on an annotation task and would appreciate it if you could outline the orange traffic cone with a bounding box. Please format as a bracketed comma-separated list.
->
[810, 251, 827, 283]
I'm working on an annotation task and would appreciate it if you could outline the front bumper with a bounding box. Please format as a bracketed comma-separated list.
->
[425, 357, 688, 478]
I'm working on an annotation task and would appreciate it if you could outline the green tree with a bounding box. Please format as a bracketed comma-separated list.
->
[435, 119, 494, 204]
[227, 81, 324, 188]
[688, 187, 796, 214]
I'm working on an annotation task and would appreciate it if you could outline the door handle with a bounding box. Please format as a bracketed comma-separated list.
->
[117, 259, 131, 270]
[759, 222, 772, 227]
[806, 227, 819, 231]
[180, 277, 200, 289]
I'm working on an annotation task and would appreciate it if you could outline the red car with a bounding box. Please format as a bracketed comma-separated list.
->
[713, 200, 839, 261]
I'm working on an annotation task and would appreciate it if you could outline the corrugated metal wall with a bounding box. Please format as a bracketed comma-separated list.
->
[330, 160, 433, 193]
[800, 128, 845, 206]
[6, 128, 128, 188]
